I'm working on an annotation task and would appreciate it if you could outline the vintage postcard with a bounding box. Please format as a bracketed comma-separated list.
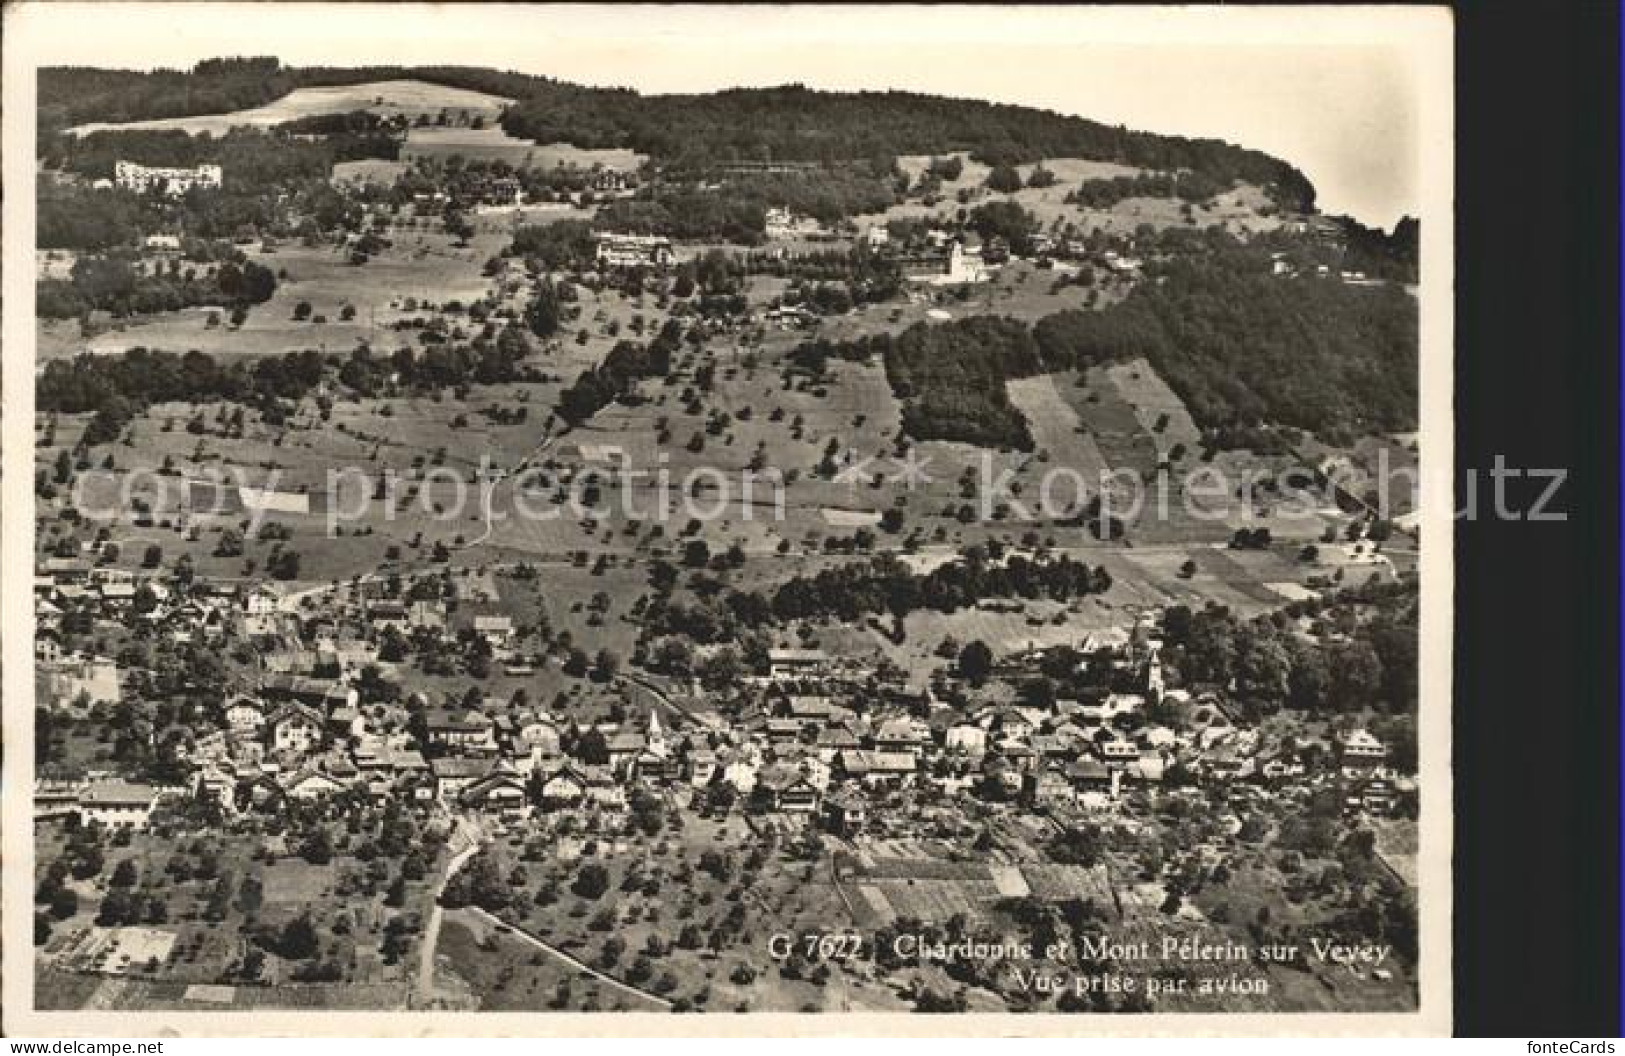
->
[1, 3, 1454, 1037]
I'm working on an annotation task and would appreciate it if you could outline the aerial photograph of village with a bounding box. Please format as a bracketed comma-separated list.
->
[29, 29, 1424, 1017]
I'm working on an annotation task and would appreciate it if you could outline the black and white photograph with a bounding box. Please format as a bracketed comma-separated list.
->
[1, 3, 1453, 1036]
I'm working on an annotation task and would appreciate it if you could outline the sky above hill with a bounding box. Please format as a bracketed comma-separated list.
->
[11, 3, 1445, 229]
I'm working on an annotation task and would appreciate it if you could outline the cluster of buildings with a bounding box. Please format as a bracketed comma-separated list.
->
[110, 160, 223, 196]
[34, 544, 1408, 844]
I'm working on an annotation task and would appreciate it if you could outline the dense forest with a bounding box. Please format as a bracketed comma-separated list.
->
[37, 252, 277, 319]
[1037, 240, 1418, 444]
[755, 549, 1113, 624]
[792, 232, 1417, 449]
[1067, 170, 1233, 209]
[1159, 578, 1419, 734]
[640, 548, 1113, 644]
[40, 58, 1316, 210]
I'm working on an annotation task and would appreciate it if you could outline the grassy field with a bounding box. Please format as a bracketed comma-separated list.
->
[69, 80, 512, 137]
[68, 222, 509, 359]
[867, 153, 1286, 238]
[402, 129, 644, 171]
[436, 910, 663, 1012]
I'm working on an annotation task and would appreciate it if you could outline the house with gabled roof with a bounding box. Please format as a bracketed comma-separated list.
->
[472, 614, 515, 646]
[431, 756, 492, 801]
[836, 749, 917, 789]
[224, 694, 266, 732]
[266, 703, 324, 757]
[285, 767, 346, 801]
[540, 764, 587, 808]
[815, 723, 861, 762]
[425, 709, 498, 754]
[77, 781, 161, 828]
[753, 764, 822, 814]
[461, 769, 530, 821]
[823, 791, 868, 836]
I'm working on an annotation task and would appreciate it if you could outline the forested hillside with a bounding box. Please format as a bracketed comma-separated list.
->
[792, 235, 1417, 449]
[40, 59, 1316, 210]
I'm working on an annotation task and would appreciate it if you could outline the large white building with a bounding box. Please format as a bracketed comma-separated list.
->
[594, 233, 675, 269]
[114, 160, 223, 196]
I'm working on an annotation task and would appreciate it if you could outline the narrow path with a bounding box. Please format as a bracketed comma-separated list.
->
[461, 432, 556, 549]
[414, 819, 486, 1006]
[617, 671, 717, 732]
[463, 906, 672, 1011]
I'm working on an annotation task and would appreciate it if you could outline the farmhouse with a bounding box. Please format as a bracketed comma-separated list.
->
[461, 770, 530, 820]
[242, 586, 281, 616]
[472, 614, 515, 646]
[432, 756, 493, 801]
[264, 674, 357, 711]
[77, 782, 161, 828]
[836, 749, 917, 788]
[426, 709, 499, 754]
[767, 648, 829, 680]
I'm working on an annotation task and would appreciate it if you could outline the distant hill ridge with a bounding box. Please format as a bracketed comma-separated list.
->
[39, 57, 1317, 211]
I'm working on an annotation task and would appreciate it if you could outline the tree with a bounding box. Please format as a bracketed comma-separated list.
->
[49, 886, 79, 920]
[293, 301, 313, 321]
[110, 860, 139, 888]
[215, 528, 244, 557]
[1285, 638, 1331, 712]
[986, 163, 1023, 193]
[1329, 640, 1384, 712]
[299, 828, 334, 865]
[1049, 825, 1103, 866]
[268, 549, 302, 580]
[279, 912, 320, 959]
[525, 280, 562, 339]
[572, 862, 611, 900]
[1233, 633, 1292, 715]
[957, 640, 994, 683]
[141, 544, 163, 569]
